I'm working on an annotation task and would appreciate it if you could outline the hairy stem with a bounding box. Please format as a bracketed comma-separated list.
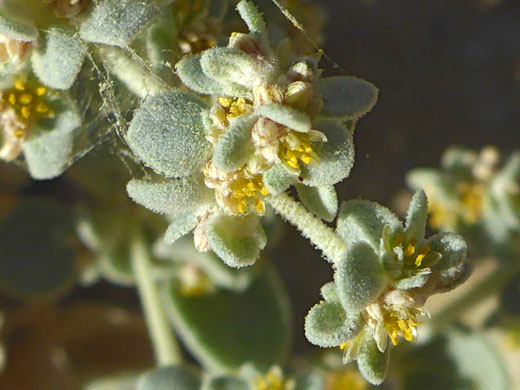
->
[267, 192, 347, 263]
[131, 230, 182, 366]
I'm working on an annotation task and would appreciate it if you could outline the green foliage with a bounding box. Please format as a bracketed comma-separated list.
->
[126, 91, 210, 178]
[0, 199, 76, 299]
[162, 265, 291, 371]
[296, 184, 338, 222]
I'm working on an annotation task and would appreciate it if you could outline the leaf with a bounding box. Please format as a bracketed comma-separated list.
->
[164, 212, 200, 244]
[256, 104, 311, 133]
[296, 184, 338, 222]
[137, 365, 201, 390]
[176, 54, 236, 96]
[320, 281, 339, 302]
[126, 176, 211, 216]
[405, 189, 428, 242]
[0, 7, 37, 41]
[31, 28, 86, 90]
[79, 0, 159, 48]
[299, 120, 355, 186]
[213, 114, 256, 172]
[334, 242, 385, 314]
[304, 301, 361, 348]
[126, 91, 210, 178]
[201, 47, 265, 89]
[336, 199, 401, 251]
[236, 0, 266, 33]
[206, 214, 267, 268]
[0, 199, 76, 299]
[162, 265, 291, 371]
[263, 164, 295, 195]
[356, 334, 390, 385]
[317, 76, 378, 120]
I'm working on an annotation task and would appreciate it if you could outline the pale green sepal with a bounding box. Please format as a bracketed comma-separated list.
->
[236, 0, 266, 33]
[0, 7, 37, 41]
[428, 232, 467, 269]
[320, 281, 339, 302]
[127, 176, 211, 216]
[79, 0, 159, 48]
[256, 104, 311, 133]
[356, 335, 390, 385]
[126, 90, 210, 178]
[164, 212, 200, 244]
[296, 184, 338, 222]
[317, 76, 378, 120]
[299, 120, 354, 186]
[336, 200, 401, 251]
[263, 164, 295, 195]
[304, 301, 362, 348]
[31, 28, 86, 90]
[213, 114, 256, 172]
[405, 189, 428, 241]
[334, 242, 385, 314]
[203, 376, 249, 390]
[137, 365, 201, 390]
[201, 47, 262, 89]
[176, 54, 229, 96]
[207, 214, 267, 268]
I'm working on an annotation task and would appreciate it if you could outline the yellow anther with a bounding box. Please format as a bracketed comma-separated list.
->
[218, 97, 232, 108]
[260, 186, 269, 196]
[301, 154, 312, 164]
[286, 159, 300, 169]
[237, 200, 248, 213]
[405, 242, 416, 257]
[14, 80, 25, 90]
[19, 94, 33, 105]
[36, 87, 46, 96]
[415, 254, 426, 267]
[255, 198, 265, 214]
[215, 108, 227, 124]
[247, 181, 257, 192]
[21, 106, 31, 119]
[339, 342, 347, 350]
[233, 190, 245, 199]
[8, 94, 16, 105]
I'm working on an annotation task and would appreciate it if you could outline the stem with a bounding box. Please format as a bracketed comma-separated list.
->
[131, 230, 182, 366]
[267, 192, 347, 263]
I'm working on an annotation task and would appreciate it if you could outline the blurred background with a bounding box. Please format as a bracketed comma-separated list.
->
[0, 0, 518, 388]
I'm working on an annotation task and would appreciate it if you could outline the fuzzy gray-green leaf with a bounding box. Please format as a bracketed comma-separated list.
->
[299, 120, 354, 186]
[176, 54, 229, 96]
[318, 76, 378, 120]
[127, 176, 211, 216]
[337, 199, 401, 251]
[405, 189, 428, 242]
[31, 28, 86, 90]
[356, 335, 390, 385]
[164, 212, 200, 244]
[206, 214, 266, 268]
[257, 104, 311, 133]
[79, 0, 159, 48]
[304, 301, 362, 348]
[334, 242, 385, 314]
[0, 7, 37, 41]
[126, 91, 210, 178]
[213, 114, 256, 172]
[236, 0, 266, 33]
[263, 164, 295, 195]
[296, 184, 338, 222]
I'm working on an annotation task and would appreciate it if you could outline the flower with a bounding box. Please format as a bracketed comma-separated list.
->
[304, 190, 470, 384]
[126, 1, 378, 268]
[407, 146, 520, 246]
